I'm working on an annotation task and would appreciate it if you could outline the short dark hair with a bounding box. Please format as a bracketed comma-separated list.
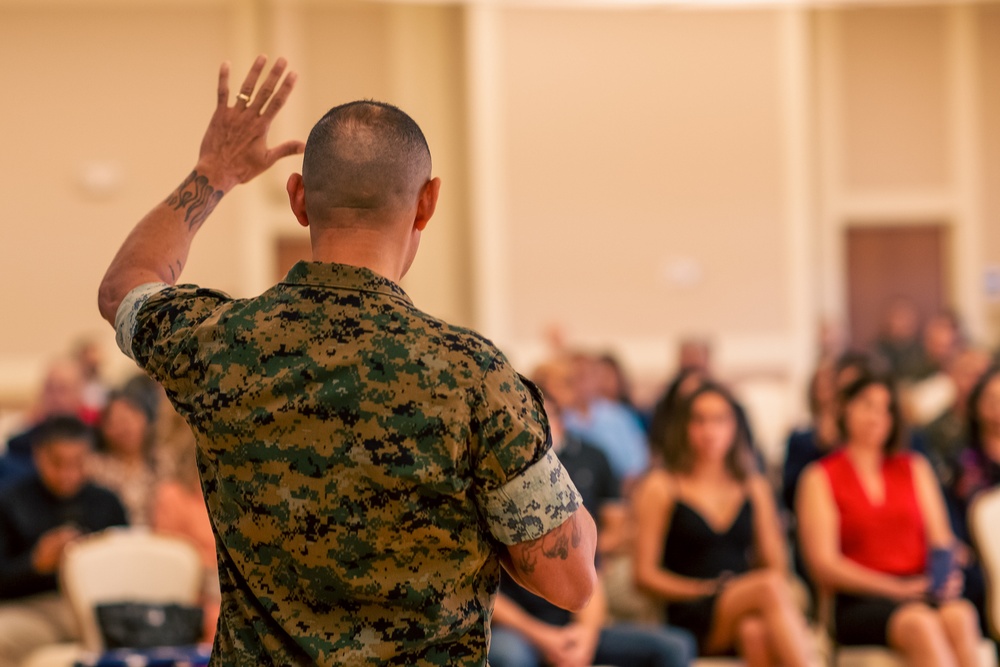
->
[303, 101, 431, 217]
[33, 416, 95, 450]
[836, 372, 905, 453]
[660, 381, 753, 482]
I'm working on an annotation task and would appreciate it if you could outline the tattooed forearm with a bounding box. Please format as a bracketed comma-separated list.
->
[166, 170, 224, 231]
[166, 260, 181, 282]
[513, 514, 584, 575]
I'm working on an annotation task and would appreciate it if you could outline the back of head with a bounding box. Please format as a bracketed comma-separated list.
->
[303, 101, 431, 224]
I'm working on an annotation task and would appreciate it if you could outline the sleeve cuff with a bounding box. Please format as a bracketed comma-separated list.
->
[481, 448, 582, 545]
[114, 282, 171, 361]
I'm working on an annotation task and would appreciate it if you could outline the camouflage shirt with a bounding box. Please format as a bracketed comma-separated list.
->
[115, 261, 581, 666]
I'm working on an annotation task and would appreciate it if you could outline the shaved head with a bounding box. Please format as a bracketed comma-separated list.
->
[302, 101, 431, 223]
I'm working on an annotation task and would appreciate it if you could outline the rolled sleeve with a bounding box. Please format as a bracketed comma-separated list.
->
[114, 282, 171, 361]
[481, 448, 582, 545]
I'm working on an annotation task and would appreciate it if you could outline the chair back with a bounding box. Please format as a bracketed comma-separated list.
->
[970, 486, 1000, 641]
[60, 528, 203, 652]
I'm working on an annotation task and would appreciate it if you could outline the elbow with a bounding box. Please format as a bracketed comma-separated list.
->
[97, 279, 116, 326]
[97, 276, 123, 327]
[632, 563, 655, 596]
[556, 565, 598, 612]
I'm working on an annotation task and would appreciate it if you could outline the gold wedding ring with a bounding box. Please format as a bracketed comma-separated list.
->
[236, 93, 251, 104]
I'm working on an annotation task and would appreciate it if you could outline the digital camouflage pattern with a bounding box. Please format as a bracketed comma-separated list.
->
[117, 261, 581, 666]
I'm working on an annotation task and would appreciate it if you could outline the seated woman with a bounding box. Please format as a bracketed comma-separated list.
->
[796, 372, 983, 667]
[152, 436, 220, 642]
[633, 381, 819, 666]
[948, 364, 1000, 634]
[88, 383, 159, 526]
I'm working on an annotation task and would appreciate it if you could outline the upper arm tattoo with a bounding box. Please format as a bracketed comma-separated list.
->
[514, 514, 583, 575]
[167, 170, 224, 231]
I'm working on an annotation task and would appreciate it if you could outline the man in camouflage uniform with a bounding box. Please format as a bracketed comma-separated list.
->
[99, 56, 597, 666]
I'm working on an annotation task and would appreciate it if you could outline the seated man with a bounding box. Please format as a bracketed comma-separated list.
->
[0, 417, 128, 667]
[489, 403, 696, 667]
[0, 359, 92, 491]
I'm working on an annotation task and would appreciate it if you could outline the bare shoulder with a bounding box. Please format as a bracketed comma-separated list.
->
[907, 452, 942, 494]
[795, 460, 835, 511]
[798, 460, 827, 490]
[907, 451, 935, 478]
[745, 473, 777, 505]
[632, 469, 677, 505]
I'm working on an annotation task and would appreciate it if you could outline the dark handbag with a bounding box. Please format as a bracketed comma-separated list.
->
[95, 602, 203, 649]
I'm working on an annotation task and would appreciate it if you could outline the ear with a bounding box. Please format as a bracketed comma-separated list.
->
[286, 173, 309, 228]
[413, 177, 441, 232]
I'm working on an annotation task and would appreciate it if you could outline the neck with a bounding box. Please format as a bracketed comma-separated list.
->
[845, 441, 884, 468]
[689, 459, 730, 482]
[310, 227, 409, 284]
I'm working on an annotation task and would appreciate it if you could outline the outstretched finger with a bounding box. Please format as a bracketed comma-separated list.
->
[261, 70, 298, 121]
[267, 140, 307, 167]
[235, 54, 268, 107]
[217, 61, 231, 108]
[249, 57, 288, 113]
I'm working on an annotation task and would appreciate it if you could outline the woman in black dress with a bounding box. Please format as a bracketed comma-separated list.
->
[633, 382, 818, 666]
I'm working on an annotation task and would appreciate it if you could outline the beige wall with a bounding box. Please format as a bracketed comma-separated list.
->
[0, 0, 471, 401]
[0, 2, 237, 398]
[499, 8, 788, 342]
[840, 6, 950, 193]
[2, 1, 999, 447]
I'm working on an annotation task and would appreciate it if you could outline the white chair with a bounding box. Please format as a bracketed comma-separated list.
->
[970, 485, 1000, 642]
[22, 528, 203, 667]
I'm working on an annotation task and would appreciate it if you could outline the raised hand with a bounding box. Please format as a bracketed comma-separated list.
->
[196, 55, 306, 192]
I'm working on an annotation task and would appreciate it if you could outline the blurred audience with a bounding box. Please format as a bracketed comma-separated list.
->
[633, 382, 819, 666]
[952, 365, 1000, 519]
[649, 368, 707, 465]
[946, 365, 1000, 636]
[920, 348, 992, 489]
[0, 359, 92, 491]
[915, 311, 964, 383]
[874, 297, 924, 382]
[796, 373, 982, 665]
[592, 352, 647, 431]
[535, 354, 649, 486]
[0, 417, 127, 667]
[490, 401, 695, 667]
[88, 380, 160, 526]
[3, 300, 998, 665]
[782, 352, 872, 512]
[152, 434, 219, 642]
[72, 336, 110, 418]
[676, 337, 712, 376]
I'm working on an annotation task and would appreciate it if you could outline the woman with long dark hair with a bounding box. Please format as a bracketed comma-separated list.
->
[633, 382, 818, 666]
[796, 373, 982, 666]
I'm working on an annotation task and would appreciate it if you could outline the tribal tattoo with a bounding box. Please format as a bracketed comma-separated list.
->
[167, 171, 224, 231]
[514, 514, 584, 575]
[166, 260, 182, 282]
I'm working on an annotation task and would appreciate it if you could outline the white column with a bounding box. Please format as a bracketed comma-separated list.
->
[948, 5, 985, 342]
[464, 3, 510, 344]
[778, 7, 816, 412]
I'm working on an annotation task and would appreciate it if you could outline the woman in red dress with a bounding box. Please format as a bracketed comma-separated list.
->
[796, 372, 982, 666]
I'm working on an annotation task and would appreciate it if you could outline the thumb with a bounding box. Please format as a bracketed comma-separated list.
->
[267, 140, 307, 166]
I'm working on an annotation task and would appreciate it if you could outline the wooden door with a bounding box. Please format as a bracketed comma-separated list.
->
[845, 224, 948, 350]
